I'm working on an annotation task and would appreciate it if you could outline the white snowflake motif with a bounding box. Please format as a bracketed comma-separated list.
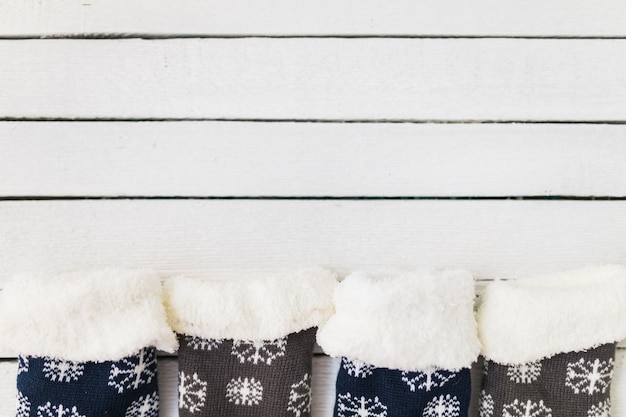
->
[588, 400, 611, 417]
[125, 392, 159, 417]
[36, 402, 86, 417]
[336, 393, 387, 417]
[502, 399, 552, 417]
[479, 390, 494, 417]
[43, 358, 85, 383]
[507, 362, 542, 384]
[423, 394, 461, 417]
[565, 357, 614, 395]
[287, 373, 312, 417]
[179, 371, 208, 413]
[342, 358, 374, 378]
[185, 336, 223, 351]
[16, 391, 30, 417]
[226, 377, 264, 406]
[18, 356, 29, 375]
[402, 368, 457, 392]
[108, 348, 157, 393]
[231, 338, 287, 365]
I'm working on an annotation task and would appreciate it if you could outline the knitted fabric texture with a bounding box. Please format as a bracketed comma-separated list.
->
[166, 269, 336, 416]
[16, 347, 159, 417]
[480, 343, 616, 417]
[334, 358, 471, 417]
[177, 328, 316, 417]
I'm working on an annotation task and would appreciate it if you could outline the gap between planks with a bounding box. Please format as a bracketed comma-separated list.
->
[3, 197, 626, 201]
[6, 35, 626, 40]
[3, 118, 626, 124]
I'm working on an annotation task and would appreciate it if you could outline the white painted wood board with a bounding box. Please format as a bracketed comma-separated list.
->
[2, 0, 626, 37]
[2, 39, 626, 120]
[1, 200, 626, 281]
[2, 122, 626, 197]
[1, 352, 624, 417]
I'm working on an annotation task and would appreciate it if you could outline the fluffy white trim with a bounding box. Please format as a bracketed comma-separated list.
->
[478, 265, 626, 364]
[164, 267, 338, 340]
[0, 269, 178, 362]
[316, 269, 480, 371]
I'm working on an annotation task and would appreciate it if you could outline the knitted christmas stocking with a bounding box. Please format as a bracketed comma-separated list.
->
[317, 269, 480, 417]
[164, 268, 337, 417]
[478, 266, 626, 417]
[0, 269, 177, 417]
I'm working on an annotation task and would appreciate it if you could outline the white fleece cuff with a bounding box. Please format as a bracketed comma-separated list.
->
[0, 269, 178, 362]
[316, 269, 480, 372]
[478, 265, 626, 365]
[164, 267, 338, 341]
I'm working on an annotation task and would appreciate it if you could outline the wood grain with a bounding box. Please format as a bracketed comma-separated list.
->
[2, 122, 626, 197]
[2, 39, 626, 120]
[1, 352, 624, 417]
[1, 200, 626, 281]
[2, 0, 626, 37]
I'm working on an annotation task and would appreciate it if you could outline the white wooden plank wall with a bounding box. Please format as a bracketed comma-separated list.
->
[2, 123, 626, 197]
[2, 39, 626, 120]
[0, 2, 625, 417]
[2, 0, 626, 37]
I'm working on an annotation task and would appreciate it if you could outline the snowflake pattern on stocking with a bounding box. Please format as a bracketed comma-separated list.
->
[18, 356, 29, 375]
[231, 338, 287, 365]
[336, 393, 387, 417]
[43, 359, 84, 383]
[36, 403, 86, 417]
[478, 390, 494, 417]
[402, 368, 457, 392]
[423, 394, 461, 417]
[287, 373, 312, 417]
[16, 391, 30, 417]
[342, 358, 374, 378]
[565, 358, 614, 395]
[507, 362, 542, 384]
[125, 392, 159, 417]
[179, 371, 207, 413]
[226, 377, 264, 406]
[185, 336, 223, 351]
[108, 348, 157, 393]
[588, 400, 611, 417]
[502, 399, 552, 417]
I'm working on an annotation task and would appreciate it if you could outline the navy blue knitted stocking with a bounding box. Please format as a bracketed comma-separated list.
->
[16, 347, 159, 417]
[334, 358, 471, 417]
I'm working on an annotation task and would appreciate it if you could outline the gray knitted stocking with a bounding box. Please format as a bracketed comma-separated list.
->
[480, 343, 616, 417]
[177, 327, 316, 417]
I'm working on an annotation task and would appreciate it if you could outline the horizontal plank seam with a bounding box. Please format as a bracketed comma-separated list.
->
[3, 118, 626, 125]
[5, 35, 626, 40]
[2, 196, 626, 201]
